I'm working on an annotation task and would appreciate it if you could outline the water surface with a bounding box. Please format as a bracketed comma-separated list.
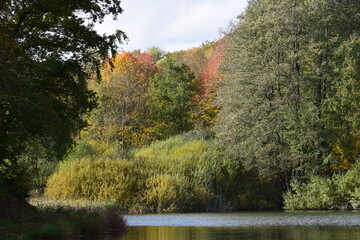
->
[117, 212, 360, 240]
[124, 211, 360, 227]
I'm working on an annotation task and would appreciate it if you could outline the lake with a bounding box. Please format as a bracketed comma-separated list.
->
[113, 212, 360, 240]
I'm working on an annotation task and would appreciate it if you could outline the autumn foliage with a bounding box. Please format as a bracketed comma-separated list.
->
[188, 40, 228, 127]
[87, 51, 159, 149]
[200, 39, 227, 98]
[85, 42, 229, 149]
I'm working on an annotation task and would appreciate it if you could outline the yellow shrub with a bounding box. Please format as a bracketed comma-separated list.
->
[45, 158, 146, 204]
[143, 174, 193, 212]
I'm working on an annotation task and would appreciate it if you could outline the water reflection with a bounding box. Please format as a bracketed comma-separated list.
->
[121, 226, 360, 240]
[101, 212, 360, 240]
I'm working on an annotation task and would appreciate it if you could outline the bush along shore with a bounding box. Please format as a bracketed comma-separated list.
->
[283, 161, 360, 211]
[0, 196, 126, 240]
[44, 133, 285, 213]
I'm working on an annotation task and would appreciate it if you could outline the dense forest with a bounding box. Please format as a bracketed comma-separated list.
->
[1, 0, 360, 223]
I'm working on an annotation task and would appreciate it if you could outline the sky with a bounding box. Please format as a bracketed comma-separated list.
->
[95, 0, 248, 52]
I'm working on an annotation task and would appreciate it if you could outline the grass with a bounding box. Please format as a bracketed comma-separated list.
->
[29, 197, 122, 214]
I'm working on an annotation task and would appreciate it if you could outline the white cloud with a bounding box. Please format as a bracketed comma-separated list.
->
[160, 1, 243, 39]
[95, 0, 247, 52]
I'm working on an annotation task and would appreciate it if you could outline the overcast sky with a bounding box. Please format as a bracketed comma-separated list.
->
[95, 0, 248, 52]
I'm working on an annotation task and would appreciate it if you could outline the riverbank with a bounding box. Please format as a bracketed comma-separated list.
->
[0, 197, 126, 240]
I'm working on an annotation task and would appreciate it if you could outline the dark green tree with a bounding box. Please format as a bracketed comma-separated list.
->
[0, 0, 125, 200]
[149, 57, 196, 138]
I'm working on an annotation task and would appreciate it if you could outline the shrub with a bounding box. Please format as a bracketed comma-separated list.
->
[336, 160, 360, 208]
[133, 135, 245, 211]
[143, 174, 194, 212]
[45, 158, 146, 205]
[284, 159, 360, 210]
[283, 176, 338, 210]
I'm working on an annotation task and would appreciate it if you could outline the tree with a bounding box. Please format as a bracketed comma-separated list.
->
[146, 46, 166, 62]
[194, 39, 227, 128]
[87, 51, 158, 150]
[200, 40, 227, 98]
[0, 0, 125, 200]
[300, 0, 360, 173]
[183, 46, 209, 80]
[324, 35, 360, 171]
[149, 58, 196, 138]
[217, 0, 308, 187]
[157, 43, 220, 129]
[216, 0, 360, 191]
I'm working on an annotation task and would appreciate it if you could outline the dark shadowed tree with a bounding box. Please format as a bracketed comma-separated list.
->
[0, 0, 126, 199]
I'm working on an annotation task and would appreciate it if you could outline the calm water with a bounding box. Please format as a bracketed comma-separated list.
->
[115, 212, 360, 240]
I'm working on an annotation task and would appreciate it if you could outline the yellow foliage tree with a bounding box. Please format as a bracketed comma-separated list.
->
[86, 51, 159, 151]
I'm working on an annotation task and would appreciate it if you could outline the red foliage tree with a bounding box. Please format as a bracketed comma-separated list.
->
[200, 39, 228, 98]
